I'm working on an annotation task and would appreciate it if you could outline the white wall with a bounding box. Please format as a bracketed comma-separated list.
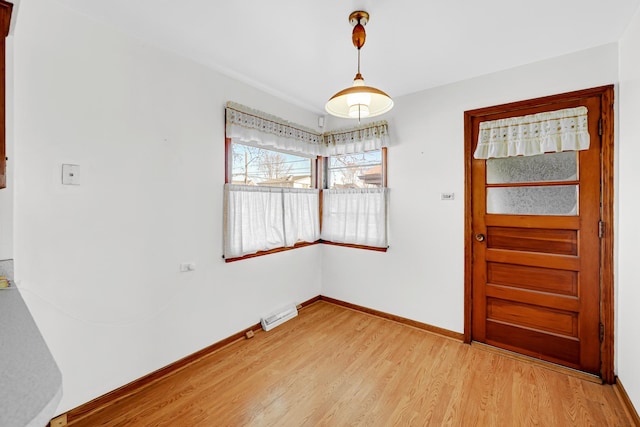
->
[0, 123, 12, 259]
[12, 0, 322, 413]
[11, 0, 640, 418]
[618, 5, 640, 411]
[322, 43, 619, 333]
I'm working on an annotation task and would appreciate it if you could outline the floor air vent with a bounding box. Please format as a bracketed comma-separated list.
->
[261, 304, 298, 331]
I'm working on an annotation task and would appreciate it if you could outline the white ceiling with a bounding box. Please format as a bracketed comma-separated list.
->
[54, 0, 640, 114]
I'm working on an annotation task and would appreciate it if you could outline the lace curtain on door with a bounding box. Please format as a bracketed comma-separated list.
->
[475, 106, 590, 217]
[473, 106, 589, 159]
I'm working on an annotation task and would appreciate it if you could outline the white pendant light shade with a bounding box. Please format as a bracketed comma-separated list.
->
[326, 77, 393, 119]
[326, 11, 393, 120]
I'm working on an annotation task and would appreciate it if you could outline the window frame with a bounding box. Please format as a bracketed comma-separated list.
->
[226, 139, 317, 189]
[224, 138, 321, 262]
[319, 147, 388, 251]
[324, 147, 387, 190]
[223, 142, 388, 263]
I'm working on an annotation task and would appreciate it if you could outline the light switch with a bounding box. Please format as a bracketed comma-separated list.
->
[441, 192, 455, 201]
[62, 164, 80, 185]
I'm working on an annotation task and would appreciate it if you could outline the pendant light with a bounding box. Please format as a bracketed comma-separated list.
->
[325, 11, 393, 121]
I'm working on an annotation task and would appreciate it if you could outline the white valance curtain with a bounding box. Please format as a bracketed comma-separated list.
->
[322, 122, 390, 156]
[226, 102, 324, 157]
[226, 102, 390, 156]
[224, 184, 320, 258]
[473, 107, 589, 159]
[321, 188, 389, 248]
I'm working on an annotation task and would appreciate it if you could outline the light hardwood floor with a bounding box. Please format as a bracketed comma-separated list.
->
[70, 301, 634, 426]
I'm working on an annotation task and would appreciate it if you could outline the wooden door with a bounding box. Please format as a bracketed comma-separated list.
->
[464, 86, 615, 379]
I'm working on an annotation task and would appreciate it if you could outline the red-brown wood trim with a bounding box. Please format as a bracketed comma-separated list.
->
[463, 85, 616, 382]
[600, 86, 615, 384]
[0, 37, 5, 190]
[613, 377, 640, 426]
[320, 295, 464, 341]
[486, 180, 580, 188]
[382, 146, 388, 187]
[485, 214, 580, 229]
[0, 1, 10, 37]
[0, 1, 12, 190]
[224, 137, 231, 184]
[223, 240, 321, 263]
[64, 324, 260, 424]
[315, 156, 323, 190]
[319, 240, 388, 252]
[463, 109, 474, 343]
[464, 85, 615, 118]
[61, 296, 322, 425]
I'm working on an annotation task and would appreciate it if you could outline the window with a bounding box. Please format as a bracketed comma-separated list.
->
[326, 149, 384, 189]
[321, 148, 388, 249]
[475, 107, 589, 217]
[224, 141, 320, 260]
[223, 102, 390, 261]
[230, 143, 314, 188]
[223, 103, 323, 261]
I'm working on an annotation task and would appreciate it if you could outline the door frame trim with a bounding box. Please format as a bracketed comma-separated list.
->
[463, 85, 615, 383]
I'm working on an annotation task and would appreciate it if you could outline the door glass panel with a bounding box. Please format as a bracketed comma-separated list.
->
[486, 152, 577, 184]
[487, 185, 578, 215]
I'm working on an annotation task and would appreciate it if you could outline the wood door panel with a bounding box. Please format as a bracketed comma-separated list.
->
[486, 249, 580, 270]
[485, 214, 580, 229]
[487, 262, 577, 296]
[487, 298, 578, 336]
[486, 321, 580, 366]
[486, 284, 579, 312]
[487, 226, 577, 255]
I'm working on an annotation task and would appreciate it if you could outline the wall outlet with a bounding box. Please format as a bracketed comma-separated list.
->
[61, 164, 80, 185]
[180, 262, 196, 272]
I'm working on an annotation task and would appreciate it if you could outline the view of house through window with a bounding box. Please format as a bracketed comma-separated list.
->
[231, 143, 313, 188]
[326, 149, 383, 189]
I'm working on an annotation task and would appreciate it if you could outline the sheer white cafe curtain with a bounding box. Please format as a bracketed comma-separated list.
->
[321, 188, 389, 248]
[320, 122, 390, 248]
[473, 106, 589, 159]
[224, 184, 319, 258]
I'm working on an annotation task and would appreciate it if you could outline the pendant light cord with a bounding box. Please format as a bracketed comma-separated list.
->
[357, 48, 362, 123]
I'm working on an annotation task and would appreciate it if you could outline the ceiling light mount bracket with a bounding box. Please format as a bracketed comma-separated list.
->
[349, 11, 369, 27]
